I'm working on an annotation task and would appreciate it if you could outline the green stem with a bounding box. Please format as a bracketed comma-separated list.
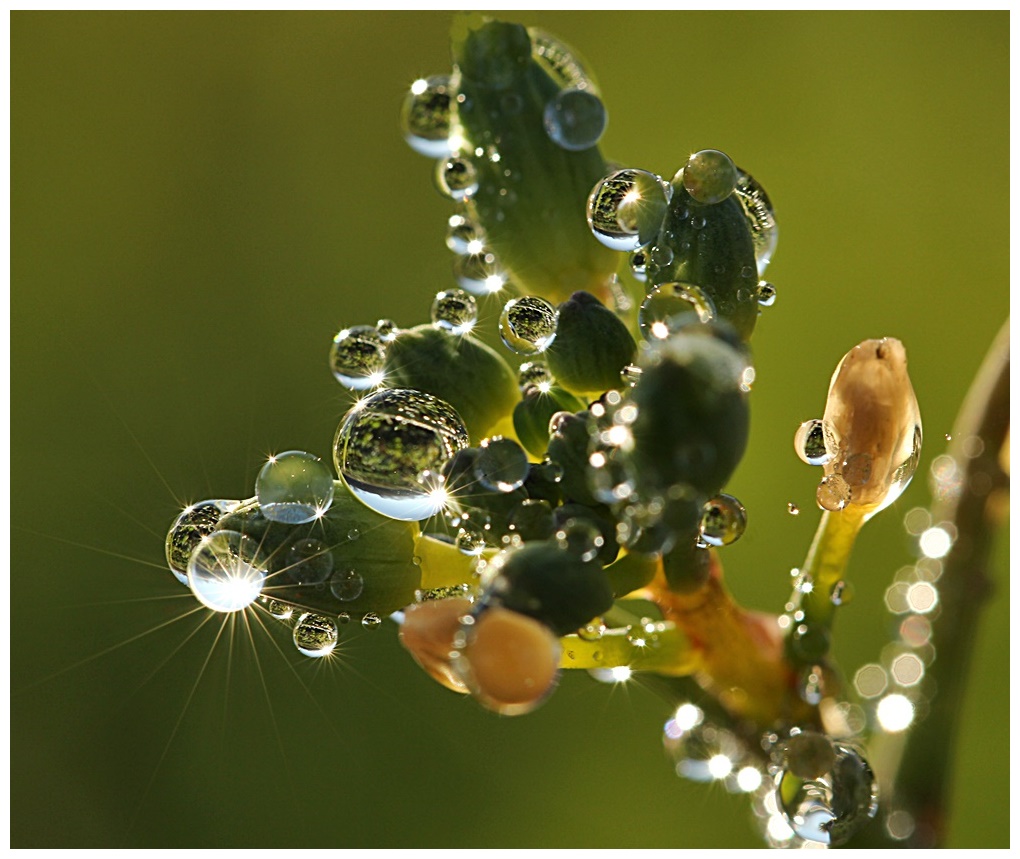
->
[559, 622, 699, 674]
[797, 506, 867, 631]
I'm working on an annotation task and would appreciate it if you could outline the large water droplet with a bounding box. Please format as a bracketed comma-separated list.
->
[329, 325, 387, 390]
[681, 149, 738, 204]
[329, 568, 364, 602]
[699, 494, 747, 546]
[293, 612, 339, 657]
[335, 388, 469, 520]
[638, 282, 716, 340]
[256, 451, 335, 524]
[285, 536, 334, 585]
[187, 530, 267, 612]
[499, 296, 558, 354]
[795, 419, 835, 466]
[165, 500, 239, 585]
[587, 168, 670, 251]
[735, 168, 779, 276]
[474, 436, 529, 492]
[435, 155, 478, 200]
[543, 87, 606, 151]
[400, 75, 456, 158]
[431, 288, 478, 335]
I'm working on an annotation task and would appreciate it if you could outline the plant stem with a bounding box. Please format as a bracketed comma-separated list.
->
[559, 623, 700, 674]
[796, 505, 867, 632]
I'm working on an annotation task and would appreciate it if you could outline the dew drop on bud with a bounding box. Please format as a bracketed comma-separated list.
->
[329, 325, 387, 390]
[587, 168, 670, 251]
[435, 155, 478, 200]
[787, 502, 800, 515]
[735, 168, 779, 276]
[446, 212, 484, 255]
[681, 149, 738, 205]
[166, 500, 240, 585]
[756, 281, 777, 307]
[431, 288, 478, 335]
[187, 530, 267, 612]
[257, 451, 335, 524]
[630, 247, 649, 282]
[329, 568, 365, 602]
[361, 612, 383, 630]
[795, 419, 834, 466]
[638, 281, 716, 340]
[456, 520, 488, 556]
[699, 494, 747, 547]
[499, 296, 559, 354]
[400, 75, 456, 158]
[474, 436, 530, 493]
[453, 249, 505, 296]
[293, 612, 339, 657]
[334, 388, 469, 521]
[543, 87, 607, 151]
[286, 536, 334, 585]
[817, 473, 851, 512]
[518, 361, 553, 392]
[375, 319, 399, 343]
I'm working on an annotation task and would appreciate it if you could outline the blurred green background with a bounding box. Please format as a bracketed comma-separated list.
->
[11, 11, 1008, 848]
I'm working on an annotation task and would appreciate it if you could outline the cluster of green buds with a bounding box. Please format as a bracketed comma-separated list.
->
[162, 17, 927, 848]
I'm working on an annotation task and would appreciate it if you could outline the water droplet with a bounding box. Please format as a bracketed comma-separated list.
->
[774, 742, 878, 846]
[431, 288, 478, 335]
[329, 325, 387, 390]
[664, 721, 744, 784]
[361, 612, 383, 630]
[649, 244, 673, 267]
[629, 247, 649, 282]
[499, 296, 558, 354]
[337, 611, 351, 624]
[446, 212, 484, 255]
[474, 436, 529, 492]
[285, 536, 334, 585]
[795, 419, 835, 466]
[435, 155, 478, 200]
[787, 502, 800, 515]
[517, 361, 553, 392]
[453, 249, 505, 296]
[530, 29, 595, 91]
[329, 568, 364, 602]
[756, 281, 777, 307]
[816, 473, 851, 512]
[187, 530, 266, 612]
[375, 319, 399, 342]
[455, 520, 488, 556]
[576, 618, 606, 641]
[347, 527, 361, 542]
[735, 168, 778, 276]
[400, 75, 456, 158]
[621, 364, 642, 386]
[165, 500, 239, 585]
[681, 149, 738, 204]
[335, 388, 469, 520]
[699, 494, 747, 546]
[555, 518, 604, 563]
[639, 282, 716, 340]
[256, 450, 335, 524]
[543, 86, 606, 151]
[830, 580, 855, 606]
[587, 168, 670, 251]
[265, 599, 294, 621]
[293, 612, 339, 657]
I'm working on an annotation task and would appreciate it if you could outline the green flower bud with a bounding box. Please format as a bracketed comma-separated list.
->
[383, 324, 518, 443]
[216, 482, 420, 617]
[646, 178, 759, 340]
[483, 540, 613, 636]
[544, 291, 637, 396]
[452, 20, 618, 304]
[513, 384, 587, 457]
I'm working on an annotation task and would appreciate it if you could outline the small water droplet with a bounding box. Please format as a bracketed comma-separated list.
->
[375, 319, 399, 342]
[474, 436, 530, 493]
[265, 599, 294, 621]
[435, 155, 478, 200]
[453, 249, 505, 296]
[347, 527, 361, 542]
[507, 498, 555, 542]
[335, 388, 468, 521]
[587, 168, 670, 251]
[329, 568, 365, 602]
[629, 247, 649, 282]
[517, 360, 553, 392]
[649, 244, 673, 267]
[817, 473, 851, 512]
[329, 325, 387, 390]
[499, 295, 558, 354]
[735, 168, 778, 276]
[293, 612, 339, 657]
[257, 451, 334, 524]
[638, 281, 716, 340]
[455, 520, 488, 556]
[699, 494, 747, 546]
[286, 536, 334, 585]
[577, 618, 606, 641]
[430, 288, 478, 335]
[681, 149, 738, 204]
[337, 611, 351, 624]
[795, 419, 835, 466]
[361, 612, 383, 630]
[787, 502, 800, 515]
[446, 212, 485, 255]
[543, 87, 606, 151]
[621, 364, 642, 386]
[756, 281, 777, 307]
[401, 75, 456, 158]
[555, 518, 604, 563]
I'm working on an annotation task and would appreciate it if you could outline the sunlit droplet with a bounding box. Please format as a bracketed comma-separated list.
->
[257, 450, 335, 524]
[293, 612, 339, 657]
[165, 499, 239, 586]
[401, 74, 456, 158]
[681, 149, 738, 204]
[474, 436, 529, 493]
[329, 325, 387, 390]
[435, 155, 478, 200]
[735, 167, 778, 276]
[587, 168, 670, 252]
[431, 288, 478, 335]
[699, 494, 747, 547]
[499, 295, 558, 354]
[187, 530, 266, 612]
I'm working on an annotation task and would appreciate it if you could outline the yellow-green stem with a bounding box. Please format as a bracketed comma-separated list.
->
[797, 505, 867, 630]
[559, 624, 699, 674]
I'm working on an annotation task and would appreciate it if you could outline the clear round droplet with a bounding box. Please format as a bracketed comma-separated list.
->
[265, 599, 294, 621]
[630, 247, 649, 282]
[543, 87, 606, 151]
[285, 537, 334, 585]
[817, 473, 851, 512]
[455, 520, 488, 556]
[431, 288, 478, 335]
[256, 451, 335, 524]
[435, 155, 478, 200]
[361, 612, 383, 630]
[446, 212, 484, 255]
[795, 419, 834, 466]
[376, 319, 399, 342]
[518, 361, 554, 392]
[474, 436, 530, 492]
[577, 618, 606, 641]
[329, 568, 365, 602]
[681, 149, 738, 204]
[165, 499, 240, 585]
[757, 281, 777, 307]
[587, 168, 670, 251]
[400, 75, 456, 158]
[555, 518, 604, 563]
[187, 530, 267, 613]
[638, 282, 716, 340]
[699, 494, 747, 547]
[787, 502, 800, 515]
[335, 388, 469, 521]
[293, 612, 339, 657]
[499, 295, 558, 354]
[329, 325, 387, 390]
[453, 249, 505, 296]
[735, 168, 778, 276]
